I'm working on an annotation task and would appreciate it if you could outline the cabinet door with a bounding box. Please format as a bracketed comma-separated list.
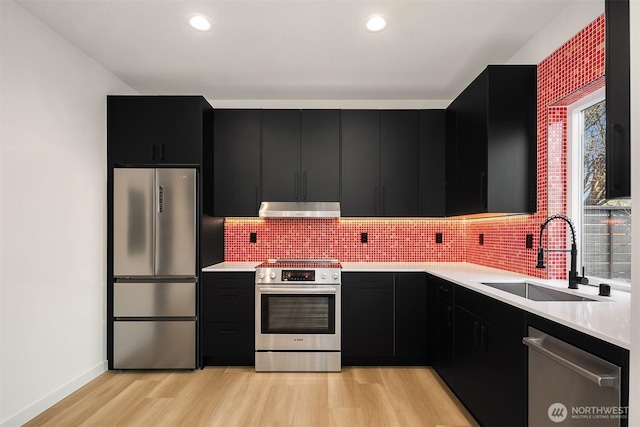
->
[419, 110, 446, 217]
[342, 273, 393, 363]
[453, 71, 488, 215]
[380, 111, 420, 216]
[262, 110, 301, 202]
[435, 296, 455, 388]
[395, 273, 428, 364]
[301, 110, 340, 201]
[605, 0, 631, 199]
[482, 323, 526, 427]
[341, 110, 380, 216]
[213, 110, 261, 216]
[453, 306, 484, 422]
[157, 96, 204, 165]
[107, 96, 157, 166]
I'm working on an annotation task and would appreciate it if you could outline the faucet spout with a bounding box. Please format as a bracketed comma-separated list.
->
[537, 214, 588, 289]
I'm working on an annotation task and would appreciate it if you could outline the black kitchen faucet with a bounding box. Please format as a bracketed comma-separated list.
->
[536, 214, 589, 289]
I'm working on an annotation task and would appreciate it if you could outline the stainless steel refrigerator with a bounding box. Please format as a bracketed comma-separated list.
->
[113, 168, 197, 369]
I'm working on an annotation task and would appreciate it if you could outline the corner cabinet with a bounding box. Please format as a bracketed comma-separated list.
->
[201, 272, 255, 366]
[446, 65, 537, 216]
[107, 96, 211, 167]
[605, 0, 631, 199]
[262, 110, 340, 203]
[342, 272, 431, 365]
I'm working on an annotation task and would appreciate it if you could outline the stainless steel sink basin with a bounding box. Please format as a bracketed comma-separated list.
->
[480, 281, 598, 302]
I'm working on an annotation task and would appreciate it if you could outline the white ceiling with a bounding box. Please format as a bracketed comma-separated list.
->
[17, 0, 579, 103]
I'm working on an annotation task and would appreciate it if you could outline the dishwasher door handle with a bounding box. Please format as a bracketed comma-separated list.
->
[523, 337, 618, 387]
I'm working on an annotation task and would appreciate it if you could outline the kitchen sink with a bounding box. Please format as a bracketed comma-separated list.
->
[480, 281, 598, 302]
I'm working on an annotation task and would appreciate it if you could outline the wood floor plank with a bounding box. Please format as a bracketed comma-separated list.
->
[25, 367, 478, 427]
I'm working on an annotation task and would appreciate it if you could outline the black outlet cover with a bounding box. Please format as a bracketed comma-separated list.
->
[526, 234, 533, 249]
[361, 232, 368, 243]
[250, 232, 257, 243]
[479, 234, 484, 245]
[436, 233, 443, 244]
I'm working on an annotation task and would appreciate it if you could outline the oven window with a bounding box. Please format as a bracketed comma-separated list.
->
[261, 294, 335, 334]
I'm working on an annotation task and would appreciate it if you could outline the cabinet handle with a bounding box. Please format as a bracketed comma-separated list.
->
[160, 144, 165, 161]
[303, 171, 307, 200]
[480, 325, 487, 352]
[218, 295, 238, 300]
[446, 305, 453, 327]
[480, 172, 487, 209]
[295, 171, 300, 200]
[609, 123, 622, 192]
[439, 285, 450, 293]
[255, 187, 259, 214]
[473, 321, 481, 347]
[220, 330, 237, 334]
[360, 278, 378, 283]
[374, 187, 379, 215]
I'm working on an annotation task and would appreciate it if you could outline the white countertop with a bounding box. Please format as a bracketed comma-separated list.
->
[203, 261, 630, 349]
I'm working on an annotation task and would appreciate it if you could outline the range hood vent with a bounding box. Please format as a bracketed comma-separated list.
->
[258, 202, 340, 218]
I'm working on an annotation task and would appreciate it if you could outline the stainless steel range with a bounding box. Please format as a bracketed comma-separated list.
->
[255, 259, 341, 372]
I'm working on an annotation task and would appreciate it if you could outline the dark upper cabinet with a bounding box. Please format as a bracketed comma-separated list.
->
[301, 110, 341, 202]
[446, 65, 537, 216]
[419, 110, 446, 217]
[605, 0, 631, 199]
[263, 110, 340, 202]
[342, 110, 421, 217]
[213, 109, 261, 217]
[107, 95, 210, 166]
[381, 111, 420, 216]
[341, 110, 381, 216]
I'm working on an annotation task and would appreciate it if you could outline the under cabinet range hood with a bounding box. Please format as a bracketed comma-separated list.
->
[259, 202, 340, 218]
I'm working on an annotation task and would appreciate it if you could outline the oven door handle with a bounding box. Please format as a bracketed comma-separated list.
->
[258, 287, 338, 294]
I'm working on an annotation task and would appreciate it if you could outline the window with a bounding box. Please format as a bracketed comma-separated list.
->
[569, 89, 631, 286]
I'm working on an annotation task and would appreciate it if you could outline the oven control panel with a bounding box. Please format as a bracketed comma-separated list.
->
[256, 268, 341, 284]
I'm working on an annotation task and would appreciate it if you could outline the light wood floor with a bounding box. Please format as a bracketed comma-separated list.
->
[25, 367, 478, 427]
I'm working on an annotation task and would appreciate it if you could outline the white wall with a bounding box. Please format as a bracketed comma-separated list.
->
[507, 0, 604, 64]
[0, 2, 135, 425]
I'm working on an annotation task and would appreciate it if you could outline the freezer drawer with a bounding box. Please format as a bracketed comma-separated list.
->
[113, 320, 195, 369]
[114, 281, 196, 317]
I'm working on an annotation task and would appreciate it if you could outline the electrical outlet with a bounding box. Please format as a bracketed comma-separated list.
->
[436, 233, 443, 244]
[526, 234, 533, 249]
[479, 234, 484, 245]
[250, 232, 257, 243]
[361, 232, 368, 243]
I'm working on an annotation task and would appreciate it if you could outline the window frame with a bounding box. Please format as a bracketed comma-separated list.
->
[567, 87, 631, 291]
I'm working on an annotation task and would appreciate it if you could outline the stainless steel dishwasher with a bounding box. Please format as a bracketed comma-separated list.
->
[523, 327, 623, 426]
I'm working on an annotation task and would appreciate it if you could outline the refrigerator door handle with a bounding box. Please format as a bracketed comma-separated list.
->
[158, 185, 164, 213]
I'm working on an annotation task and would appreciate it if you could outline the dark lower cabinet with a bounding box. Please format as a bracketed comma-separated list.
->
[342, 273, 394, 364]
[201, 272, 254, 366]
[454, 286, 526, 427]
[342, 272, 429, 366]
[433, 277, 455, 388]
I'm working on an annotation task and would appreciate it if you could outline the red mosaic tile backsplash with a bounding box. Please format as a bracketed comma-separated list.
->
[224, 14, 606, 278]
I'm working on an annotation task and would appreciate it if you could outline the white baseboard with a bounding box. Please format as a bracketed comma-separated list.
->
[1, 360, 108, 427]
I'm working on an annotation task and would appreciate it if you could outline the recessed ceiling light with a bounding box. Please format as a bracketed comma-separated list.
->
[366, 15, 388, 32]
[188, 14, 213, 32]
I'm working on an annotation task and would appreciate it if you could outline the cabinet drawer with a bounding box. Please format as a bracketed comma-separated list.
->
[456, 285, 525, 338]
[342, 272, 393, 288]
[202, 287, 254, 322]
[202, 322, 254, 358]
[434, 277, 454, 302]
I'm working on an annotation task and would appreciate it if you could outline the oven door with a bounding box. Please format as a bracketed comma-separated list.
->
[255, 285, 341, 351]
